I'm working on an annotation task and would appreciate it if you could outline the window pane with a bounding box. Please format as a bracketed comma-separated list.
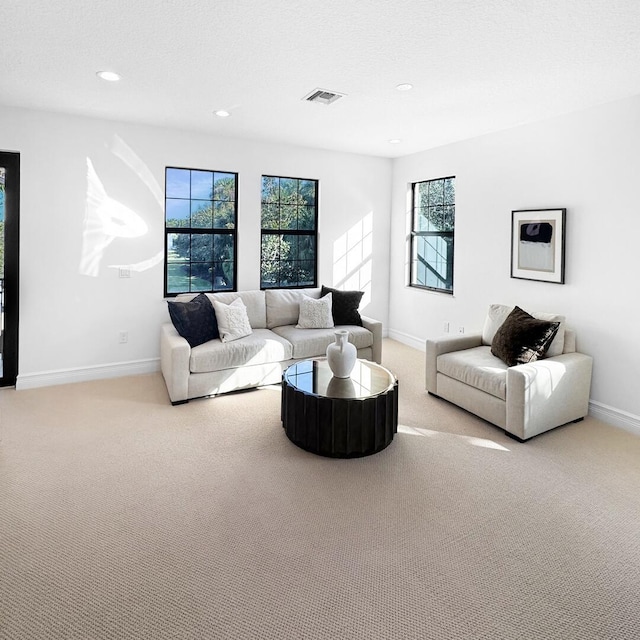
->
[444, 178, 455, 205]
[166, 199, 190, 227]
[166, 168, 190, 198]
[214, 201, 235, 229]
[261, 176, 279, 203]
[428, 179, 444, 206]
[167, 233, 190, 261]
[167, 263, 190, 293]
[191, 201, 213, 228]
[191, 234, 213, 262]
[190, 263, 213, 292]
[298, 206, 315, 230]
[214, 173, 235, 201]
[297, 234, 315, 260]
[416, 207, 429, 232]
[299, 180, 316, 207]
[261, 260, 280, 288]
[417, 182, 429, 208]
[297, 261, 315, 286]
[282, 234, 299, 260]
[213, 234, 234, 262]
[426, 205, 445, 231]
[191, 170, 213, 200]
[261, 203, 279, 229]
[279, 178, 297, 202]
[280, 205, 297, 230]
[214, 261, 233, 290]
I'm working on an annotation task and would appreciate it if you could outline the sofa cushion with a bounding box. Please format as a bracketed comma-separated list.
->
[206, 290, 267, 329]
[189, 329, 293, 373]
[437, 346, 508, 400]
[482, 303, 566, 357]
[265, 288, 321, 328]
[296, 293, 334, 329]
[320, 285, 364, 326]
[212, 297, 253, 343]
[491, 306, 560, 367]
[167, 293, 218, 347]
[272, 325, 372, 360]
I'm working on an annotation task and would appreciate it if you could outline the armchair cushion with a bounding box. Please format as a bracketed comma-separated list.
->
[490, 306, 560, 367]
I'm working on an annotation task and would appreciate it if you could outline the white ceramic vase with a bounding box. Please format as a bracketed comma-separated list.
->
[326, 329, 357, 378]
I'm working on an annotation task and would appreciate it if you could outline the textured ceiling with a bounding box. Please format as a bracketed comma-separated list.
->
[2, 0, 640, 158]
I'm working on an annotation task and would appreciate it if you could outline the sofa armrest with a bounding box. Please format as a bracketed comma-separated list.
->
[506, 352, 593, 440]
[361, 315, 383, 364]
[160, 323, 191, 404]
[425, 333, 483, 393]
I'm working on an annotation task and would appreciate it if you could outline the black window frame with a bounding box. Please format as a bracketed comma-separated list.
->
[409, 175, 455, 294]
[260, 174, 319, 290]
[164, 165, 238, 297]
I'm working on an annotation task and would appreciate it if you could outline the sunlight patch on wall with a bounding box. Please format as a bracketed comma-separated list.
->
[332, 212, 373, 305]
[80, 158, 148, 277]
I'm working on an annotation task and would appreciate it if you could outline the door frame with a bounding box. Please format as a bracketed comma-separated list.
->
[1, 151, 20, 386]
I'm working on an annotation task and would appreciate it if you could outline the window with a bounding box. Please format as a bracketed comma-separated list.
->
[164, 167, 237, 296]
[260, 175, 318, 289]
[410, 176, 455, 293]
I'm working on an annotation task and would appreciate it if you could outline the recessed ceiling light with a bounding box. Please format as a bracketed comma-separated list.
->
[96, 71, 121, 82]
[214, 110, 231, 118]
[389, 139, 401, 144]
[396, 83, 413, 91]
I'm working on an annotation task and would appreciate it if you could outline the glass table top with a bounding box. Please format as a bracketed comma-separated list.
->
[283, 359, 396, 400]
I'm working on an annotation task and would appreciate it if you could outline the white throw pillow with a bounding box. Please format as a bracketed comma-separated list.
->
[296, 293, 334, 329]
[212, 297, 253, 343]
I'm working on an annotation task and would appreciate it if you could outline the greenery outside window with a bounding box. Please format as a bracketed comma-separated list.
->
[260, 175, 318, 289]
[164, 167, 237, 296]
[410, 176, 455, 293]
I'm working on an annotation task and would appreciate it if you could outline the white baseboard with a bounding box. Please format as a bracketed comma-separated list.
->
[16, 358, 161, 390]
[588, 401, 640, 436]
[388, 328, 640, 437]
[387, 328, 426, 352]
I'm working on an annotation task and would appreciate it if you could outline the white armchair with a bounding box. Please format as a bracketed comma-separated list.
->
[425, 305, 593, 441]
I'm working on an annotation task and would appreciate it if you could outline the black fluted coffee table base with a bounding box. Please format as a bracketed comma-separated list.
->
[281, 359, 398, 458]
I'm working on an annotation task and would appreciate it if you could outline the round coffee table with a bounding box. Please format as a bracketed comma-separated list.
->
[281, 358, 398, 458]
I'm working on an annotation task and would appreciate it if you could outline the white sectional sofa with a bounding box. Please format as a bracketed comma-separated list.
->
[426, 304, 593, 441]
[161, 288, 382, 404]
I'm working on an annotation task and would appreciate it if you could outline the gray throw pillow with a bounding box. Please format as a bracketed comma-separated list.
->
[491, 306, 560, 367]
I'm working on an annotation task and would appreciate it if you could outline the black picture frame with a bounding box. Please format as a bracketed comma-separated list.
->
[511, 208, 566, 284]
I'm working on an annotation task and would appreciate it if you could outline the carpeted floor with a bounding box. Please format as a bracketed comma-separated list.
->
[1, 339, 639, 639]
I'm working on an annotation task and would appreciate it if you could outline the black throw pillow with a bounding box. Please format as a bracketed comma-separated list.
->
[167, 293, 219, 348]
[491, 306, 560, 367]
[320, 285, 364, 326]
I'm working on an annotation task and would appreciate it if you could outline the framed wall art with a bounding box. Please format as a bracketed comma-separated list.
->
[511, 208, 566, 284]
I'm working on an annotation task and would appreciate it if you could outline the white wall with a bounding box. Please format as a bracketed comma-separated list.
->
[389, 94, 640, 425]
[0, 106, 391, 386]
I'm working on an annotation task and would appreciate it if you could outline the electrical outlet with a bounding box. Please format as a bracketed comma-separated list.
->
[443, 321, 450, 333]
[458, 326, 465, 334]
[119, 268, 131, 278]
[118, 331, 128, 344]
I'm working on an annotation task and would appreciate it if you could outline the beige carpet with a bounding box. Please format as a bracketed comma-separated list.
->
[1, 339, 639, 639]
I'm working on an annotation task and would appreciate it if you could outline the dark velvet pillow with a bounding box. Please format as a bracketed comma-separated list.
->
[491, 306, 560, 367]
[320, 285, 364, 326]
[167, 293, 219, 348]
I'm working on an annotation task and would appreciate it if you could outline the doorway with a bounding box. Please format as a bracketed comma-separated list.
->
[0, 151, 20, 386]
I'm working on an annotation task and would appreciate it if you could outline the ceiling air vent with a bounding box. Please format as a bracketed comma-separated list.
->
[303, 88, 346, 105]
